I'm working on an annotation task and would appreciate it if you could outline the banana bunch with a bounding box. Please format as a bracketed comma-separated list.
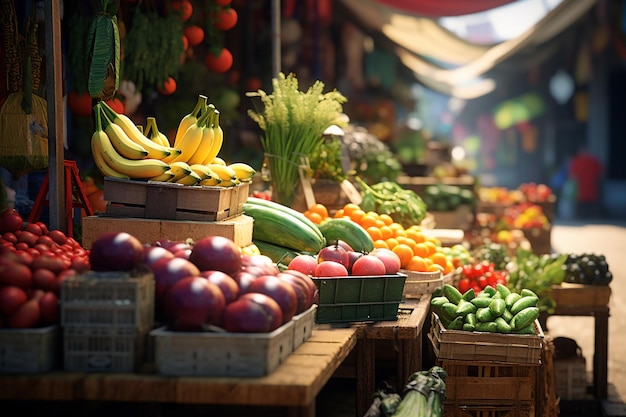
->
[90, 95, 257, 187]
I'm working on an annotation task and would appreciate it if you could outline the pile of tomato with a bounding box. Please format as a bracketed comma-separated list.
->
[457, 260, 507, 294]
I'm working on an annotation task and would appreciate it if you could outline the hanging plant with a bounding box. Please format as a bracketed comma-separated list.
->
[86, 0, 120, 100]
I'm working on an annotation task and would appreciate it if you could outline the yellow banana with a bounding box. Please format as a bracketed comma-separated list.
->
[208, 163, 237, 182]
[187, 108, 216, 165]
[99, 106, 148, 160]
[174, 94, 207, 147]
[167, 161, 193, 181]
[93, 121, 171, 179]
[100, 102, 172, 160]
[175, 171, 202, 186]
[149, 171, 176, 182]
[199, 176, 222, 186]
[201, 109, 224, 165]
[228, 162, 256, 182]
[92, 133, 131, 180]
[167, 109, 211, 163]
[189, 163, 218, 181]
[216, 178, 240, 188]
[209, 156, 226, 166]
[145, 117, 172, 148]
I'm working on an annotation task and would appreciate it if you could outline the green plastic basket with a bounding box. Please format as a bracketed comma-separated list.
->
[312, 273, 407, 323]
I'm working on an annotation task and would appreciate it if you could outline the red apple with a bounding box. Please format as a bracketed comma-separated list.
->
[39, 291, 60, 325]
[200, 270, 240, 304]
[0, 209, 23, 233]
[241, 254, 279, 276]
[243, 274, 298, 322]
[144, 245, 175, 266]
[32, 268, 56, 291]
[221, 292, 283, 333]
[287, 254, 317, 276]
[314, 260, 348, 277]
[0, 259, 32, 289]
[150, 257, 201, 306]
[351, 254, 386, 276]
[7, 298, 41, 328]
[163, 276, 226, 331]
[89, 231, 145, 271]
[189, 236, 242, 275]
[230, 269, 257, 293]
[277, 272, 311, 314]
[370, 248, 402, 275]
[279, 269, 318, 305]
[346, 251, 364, 273]
[0, 285, 28, 316]
[317, 244, 349, 268]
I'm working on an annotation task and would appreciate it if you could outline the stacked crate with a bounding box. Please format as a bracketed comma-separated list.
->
[60, 270, 154, 372]
[429, 313, 544, 417]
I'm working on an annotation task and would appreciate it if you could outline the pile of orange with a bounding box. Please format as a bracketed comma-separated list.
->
[303, 203, 458, 274]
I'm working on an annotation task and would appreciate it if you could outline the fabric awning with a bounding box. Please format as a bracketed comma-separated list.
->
[372, 0, 518, 17]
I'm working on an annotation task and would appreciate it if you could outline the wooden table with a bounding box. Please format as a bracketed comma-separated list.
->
[545, 283, 611, 399]
[317, 294, 432, 417]
[0, 328, 356, 417]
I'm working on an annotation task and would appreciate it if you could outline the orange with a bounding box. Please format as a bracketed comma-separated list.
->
[342, 203, 361, 216]
[349, 209, 366, 224]
[375, 219, 386, 228]
[385, 237, 399, 249]
[333, 208, 345, 218]
[423, 241, 438, 256]
[406, 228, 426, 244]
[308, 203, 329, 220]
[426, 236, 442, 247]
[430, 252, 448, 269]
[392, 243, 414, 269]
[359, 214, 379, 229]
[373, 239, 389, 249]
[379, 225, 394, 241]
[366, 226, 383, 242]
[379, 214, 394, 226]
[413, 242, 430, 258]
[443, 260, 455, 275]
[405, 255, 428, 272]
[304, 211, 323, 224]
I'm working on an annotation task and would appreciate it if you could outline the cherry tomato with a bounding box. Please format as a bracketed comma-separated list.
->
[457, 278, 471, 294]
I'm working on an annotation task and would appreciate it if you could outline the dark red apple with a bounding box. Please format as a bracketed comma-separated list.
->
[230, 269, 257, 292]
[163, 276, 226, 331]
[200, 270, 240, 304]
[23, 222, 43, 236]
[89, 231, 145, 271]
[335, 239, 354, 252]
[32, 268, 56, 291]
[221, 292, 283, 333]
[143, 245, 175, 266]
[16, 230, 38, 247]
[39, 291, 60, 325]
[317, 244, 349, 268]
[241, 254, 279, 276]
[0, 259, 32, 288]
[0, 208, 23, 233]
[7, 298, 41, 328]
[276, 272, 310, 314]
[0, 285, 28, 316]
[47, 230, 68, 245]
[279, 269, 318, 305]
[189, 236, 241, 275]
[346, 251, 364, 273]
[150, 257, 201, 306]
[243, 274, 298, 322]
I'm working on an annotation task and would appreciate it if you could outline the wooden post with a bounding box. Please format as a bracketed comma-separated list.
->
[44, 0, 66, 232]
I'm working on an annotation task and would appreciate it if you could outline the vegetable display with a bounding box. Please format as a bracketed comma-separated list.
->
[563, 253, 612, 285]
[431, 284, 540, 334]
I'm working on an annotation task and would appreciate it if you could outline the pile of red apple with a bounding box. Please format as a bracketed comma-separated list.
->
[88, 231, 318, 334]
[286, 240, 402, 278]
[0, 208, 91, 329]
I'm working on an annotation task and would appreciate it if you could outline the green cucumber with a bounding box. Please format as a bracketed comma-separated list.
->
[253, 239, 300, 265]
[497, 283, 511, 299]
[489, 298, 506, 317]
[475, 321, 498, 333]
[470, 296, 493, 309]
[505, 293, 522, 309]
[510, 306, 539, 331]
[441, 302, 459, 322]
[456, 300, 477, 317]
[443, 284, 463, 305]
[246, 197, 324, 241]
[495, 317, 512, 333]
[462, 323, 476, 332]
[510, 296, 539, 315]
[476, 307, 496, 323]
[317, 217, 374, 253]
[461, 288, 475, 301]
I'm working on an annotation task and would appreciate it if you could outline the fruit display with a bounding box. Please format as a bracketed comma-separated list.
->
[90, 96, 256, 186]
[421, 184, 476, 212]
[562, 253, 613, 285]
[0, 209, 90, 329]
[431, 284, 541, 334]
[501, 203, 550, 229]
[478, 183, 554, 205]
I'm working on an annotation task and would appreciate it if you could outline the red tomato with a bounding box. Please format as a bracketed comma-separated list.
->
[477, 275, 488, 290]
[214, 7, 238, 31]
[457, 278, 471, 294]
[205, 48, 233, 73]
[67, 91, 93, 117]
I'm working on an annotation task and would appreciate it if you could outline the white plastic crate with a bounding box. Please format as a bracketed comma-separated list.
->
[61, 270, 154, 329]
[0, 326, 59, 373]
[63, 325, 147, 373]
[151, 320, 295, 377]
[292, 305, 317, 350]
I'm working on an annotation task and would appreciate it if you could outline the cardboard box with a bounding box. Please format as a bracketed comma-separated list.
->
[81, 214, 253, 249]
[103, 177, 249, 221]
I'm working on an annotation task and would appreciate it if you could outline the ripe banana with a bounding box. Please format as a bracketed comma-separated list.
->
[149, 170, 176, 182]
[228, 162, 256, 182]
[187, 111, 216, 165]
[174, 94, 207, 147]
[168, 110, 210, 163]
[91, 130, 131, 180]
[99, 106, 148, 160]
[201, 108, 224, 165]
[208, 163, 237, 182]
[199, 176, 222, 186]
[189, 163, 218, 181]
[92, 121, 171, 179]
[167, 161, 193, 181]
[175, 171, 202, 186]
[101, 102, 172, 160]
[145, 117, 173, 148]
[209, 157, 226, 166]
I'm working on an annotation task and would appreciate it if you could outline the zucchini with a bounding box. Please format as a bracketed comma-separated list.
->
[253, 239, 300, 265]
[246, 196, 325, 241]
[317, 217, 374, 253]
[243, 202, 326, 253]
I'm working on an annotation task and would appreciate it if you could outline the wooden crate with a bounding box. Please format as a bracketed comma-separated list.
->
[429, 313, 544, 365]
[401, 270, 443, 298]
[552, 283, 611, 308]
[81, 214, 253, 249]
[554, 357, 587, 400]
[522, 226, 552, 255]
[103, 177, 249, 221]
[440, 358, 537, 417]
[430, 205, 475, 230]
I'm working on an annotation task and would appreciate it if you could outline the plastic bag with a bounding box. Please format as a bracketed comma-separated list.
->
[0, 92, 48, 178]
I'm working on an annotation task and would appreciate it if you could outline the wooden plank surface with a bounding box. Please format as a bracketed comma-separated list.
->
[0, 372, 84, 400]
